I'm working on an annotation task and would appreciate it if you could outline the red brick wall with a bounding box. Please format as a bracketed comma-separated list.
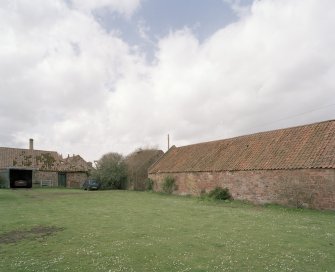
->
[149, 169, 335, 210]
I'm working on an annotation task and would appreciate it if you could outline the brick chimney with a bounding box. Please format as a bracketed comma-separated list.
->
[29, 138, 34, 150]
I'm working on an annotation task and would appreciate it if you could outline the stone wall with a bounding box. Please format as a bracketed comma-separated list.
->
[67, 172, 88, 188]
[33, 171, 58, 187]
[149, 168, 335, 210]
[32, 171, 87, 188]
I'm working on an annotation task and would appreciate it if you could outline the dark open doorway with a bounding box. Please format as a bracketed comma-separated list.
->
[10, 169, 32, 188]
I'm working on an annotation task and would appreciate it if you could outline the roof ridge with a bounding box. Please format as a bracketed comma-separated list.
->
[148, 146, 175, 172]
[0, 146, 58, 153]
[149, 119, 335, 173]
[175, 119, 335, 150]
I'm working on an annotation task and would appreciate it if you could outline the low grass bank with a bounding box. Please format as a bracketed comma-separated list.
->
[0, 189, 334, 271]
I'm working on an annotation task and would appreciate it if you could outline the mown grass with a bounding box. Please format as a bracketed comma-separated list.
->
[0, 189, 334, 272]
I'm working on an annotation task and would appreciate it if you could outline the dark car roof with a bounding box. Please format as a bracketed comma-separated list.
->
[86, 179, 98, 183]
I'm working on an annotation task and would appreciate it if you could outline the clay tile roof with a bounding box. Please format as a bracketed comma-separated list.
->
[149, 120, 335, 174]
[0, 147, 89, 172]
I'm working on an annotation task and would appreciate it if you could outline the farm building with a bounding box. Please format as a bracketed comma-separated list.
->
[0, 139, 91, 189]
[149, 120, 335, 210]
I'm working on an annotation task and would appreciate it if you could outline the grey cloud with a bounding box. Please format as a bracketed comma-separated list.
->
[0, 0, 334, 162]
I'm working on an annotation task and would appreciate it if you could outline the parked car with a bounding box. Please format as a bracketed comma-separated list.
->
[82, 179, 101, 190]
[14, 180, 28, 187]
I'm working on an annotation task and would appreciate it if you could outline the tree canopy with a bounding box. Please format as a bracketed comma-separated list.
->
[92, 152, 128, 189]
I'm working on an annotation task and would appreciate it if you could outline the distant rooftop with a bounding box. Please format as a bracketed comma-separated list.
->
[0, 146, 90, 172]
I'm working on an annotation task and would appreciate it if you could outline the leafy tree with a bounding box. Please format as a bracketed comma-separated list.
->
[92, 152, 128, 189]
[125, 148, 163, 191]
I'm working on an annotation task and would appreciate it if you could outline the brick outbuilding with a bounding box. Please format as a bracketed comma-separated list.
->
[149, 120, 335, 210]
[0, 139, 91, 189]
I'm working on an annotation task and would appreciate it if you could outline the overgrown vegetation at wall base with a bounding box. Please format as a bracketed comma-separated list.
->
[207, 187, 232, 200]
[144, 178, 154, 191]
[162, 176, 176, 194]
[1, 189, 334, 272]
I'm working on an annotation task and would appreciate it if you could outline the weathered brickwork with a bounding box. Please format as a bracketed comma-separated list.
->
[32, 171, 87, 188]
[0, 141, 91, 189]
[149, 169, 335, 210]
[33, 171, 58, 187]
[67, 172, 87, 188]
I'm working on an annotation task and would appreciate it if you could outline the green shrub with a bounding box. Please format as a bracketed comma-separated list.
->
[92, 152, 128, 190]
[208, 187, 232, 201]
[162, 176, 176, 194]
[145, 178, 154, 191]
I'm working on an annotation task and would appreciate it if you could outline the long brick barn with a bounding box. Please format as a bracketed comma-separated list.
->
[149, 120, 335, 210]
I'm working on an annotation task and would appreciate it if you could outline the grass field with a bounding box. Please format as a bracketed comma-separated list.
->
[0, 189, 334, 272]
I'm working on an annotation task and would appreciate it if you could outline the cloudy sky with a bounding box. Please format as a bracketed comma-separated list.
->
[1, 0, 334, 162]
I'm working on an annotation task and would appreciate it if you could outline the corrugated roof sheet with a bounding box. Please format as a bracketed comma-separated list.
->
[0, 147, 89, 172]
[149, 120, 335, 173]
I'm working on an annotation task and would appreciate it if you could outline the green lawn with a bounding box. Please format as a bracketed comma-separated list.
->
[0, 189, 334, 272]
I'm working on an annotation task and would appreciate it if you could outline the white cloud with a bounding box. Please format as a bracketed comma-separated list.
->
[137, 19, 151, 42]
[108, 0, 335, 150]
[0, 0, 141, 157]
[0, 0, 334, 161]
[69, 0, 141, 17]
[223, 0, 252, 18]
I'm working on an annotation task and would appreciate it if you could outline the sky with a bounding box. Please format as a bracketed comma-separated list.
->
[0, 0, 334, 162]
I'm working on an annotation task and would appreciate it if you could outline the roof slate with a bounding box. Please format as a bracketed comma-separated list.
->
[0, 147, 89, 172]
[149, 120, 335, 173]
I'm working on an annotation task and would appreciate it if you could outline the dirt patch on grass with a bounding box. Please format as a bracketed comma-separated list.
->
[0, 226, 64, 244]
[15, 190, 85, 202]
